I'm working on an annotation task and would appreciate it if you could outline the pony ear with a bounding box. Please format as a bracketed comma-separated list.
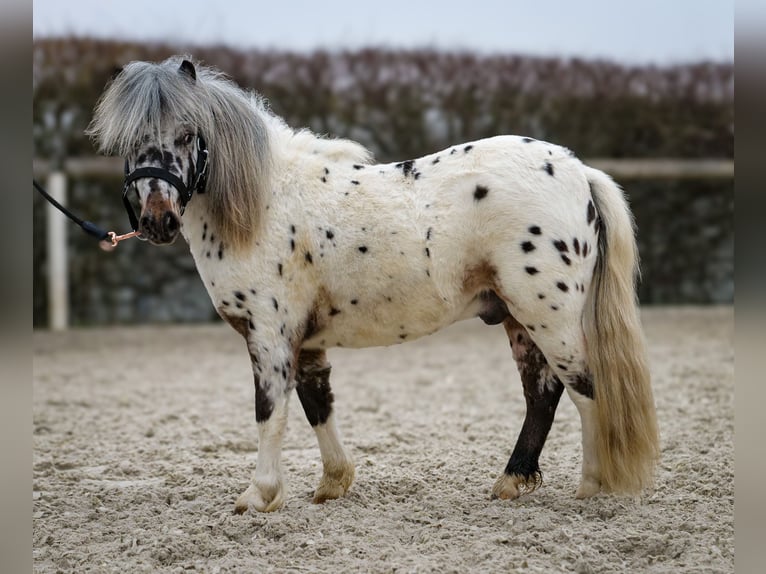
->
[179, 59, 197, 82]
[110, 66, 124, 81]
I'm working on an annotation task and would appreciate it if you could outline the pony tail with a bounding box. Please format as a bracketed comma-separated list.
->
[582, 167, 660, 494]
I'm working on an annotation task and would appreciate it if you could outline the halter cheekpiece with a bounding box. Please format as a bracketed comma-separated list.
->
[122, 134, 209, 232]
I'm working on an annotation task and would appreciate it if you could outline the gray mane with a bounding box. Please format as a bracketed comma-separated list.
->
[86, 55, 271, 250]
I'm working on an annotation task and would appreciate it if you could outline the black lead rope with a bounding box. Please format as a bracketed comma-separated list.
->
[33, 179, 111, 241]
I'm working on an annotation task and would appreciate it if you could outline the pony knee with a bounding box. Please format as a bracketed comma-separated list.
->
[296, 350, 334, 427]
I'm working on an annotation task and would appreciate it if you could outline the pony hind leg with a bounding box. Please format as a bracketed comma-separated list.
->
[562, 371, 601, 498]
[295, 349, 355, 503]
[492, 317, 564, 500]
[508, 310, 602, 499]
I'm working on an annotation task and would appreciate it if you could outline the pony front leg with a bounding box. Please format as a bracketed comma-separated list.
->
[295, 350, 355, 503]
[234, 352, 291, 514]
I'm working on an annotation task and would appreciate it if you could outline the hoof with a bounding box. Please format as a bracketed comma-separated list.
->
[491, 474, 521, 500]
[491, 472, 542, 501]
[234, 479, 285, 514]
[575, 477, 601, 499]
[313, 460, 355, 504]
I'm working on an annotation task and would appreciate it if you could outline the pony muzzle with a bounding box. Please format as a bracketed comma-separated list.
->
[138, 193, 182, 245]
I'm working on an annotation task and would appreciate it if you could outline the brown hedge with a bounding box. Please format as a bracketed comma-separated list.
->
[33, 38, 732, 163]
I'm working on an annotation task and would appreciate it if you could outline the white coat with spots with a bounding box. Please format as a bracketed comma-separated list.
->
[87, 56, 659, 513]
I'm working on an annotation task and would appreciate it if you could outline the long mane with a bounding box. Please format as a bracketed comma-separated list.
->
[86, 56, 271, 250]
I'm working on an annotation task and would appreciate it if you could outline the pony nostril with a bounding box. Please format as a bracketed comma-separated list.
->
[163, 212, 179, 233]
[140, 216, 152, 230]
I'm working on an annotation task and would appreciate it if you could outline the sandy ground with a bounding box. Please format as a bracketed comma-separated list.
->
[32, 306, 733, 573]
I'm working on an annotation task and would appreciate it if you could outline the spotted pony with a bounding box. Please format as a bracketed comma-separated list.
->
[87, 57, 660, 513]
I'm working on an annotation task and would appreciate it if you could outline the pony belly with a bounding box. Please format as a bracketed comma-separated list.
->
[302, 319, 432, 349]
[302, 299, 476, 350]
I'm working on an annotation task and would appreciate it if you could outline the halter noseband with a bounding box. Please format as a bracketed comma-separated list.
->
[122, 134, 209, 232]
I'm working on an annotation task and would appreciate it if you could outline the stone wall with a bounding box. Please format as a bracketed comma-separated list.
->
[32, 174, 732, 327]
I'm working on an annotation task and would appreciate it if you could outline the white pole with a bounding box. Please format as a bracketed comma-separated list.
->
[46, 171, 69, 331]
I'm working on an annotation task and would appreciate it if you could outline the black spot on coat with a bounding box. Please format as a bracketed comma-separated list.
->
[474, 185, 489, 201]
[544, 162, 554, 176]
[395, 160, 415, 177]
[529, 226, 542, 235]
[571, 373, 594, 399]
[253, 374, 273, 423]
[525, 267, 539, 275]
[521, 241, 535, 253]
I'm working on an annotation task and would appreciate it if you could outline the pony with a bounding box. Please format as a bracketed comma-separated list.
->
[86, 56, 659, 513]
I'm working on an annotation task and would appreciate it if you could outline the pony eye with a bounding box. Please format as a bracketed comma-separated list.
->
[183, 133, 195, 145]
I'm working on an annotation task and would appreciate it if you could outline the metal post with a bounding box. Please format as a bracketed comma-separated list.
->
[46, 171, 68, 331]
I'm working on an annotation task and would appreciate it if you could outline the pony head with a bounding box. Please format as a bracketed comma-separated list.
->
[87, 56, 271, 248]
[124, 114, 207, 245]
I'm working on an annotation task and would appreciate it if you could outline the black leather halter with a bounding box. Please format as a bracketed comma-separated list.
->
[122, 134, 209, 232]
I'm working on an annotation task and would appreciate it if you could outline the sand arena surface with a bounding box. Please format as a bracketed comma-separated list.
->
[33, 306, 733, 573]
